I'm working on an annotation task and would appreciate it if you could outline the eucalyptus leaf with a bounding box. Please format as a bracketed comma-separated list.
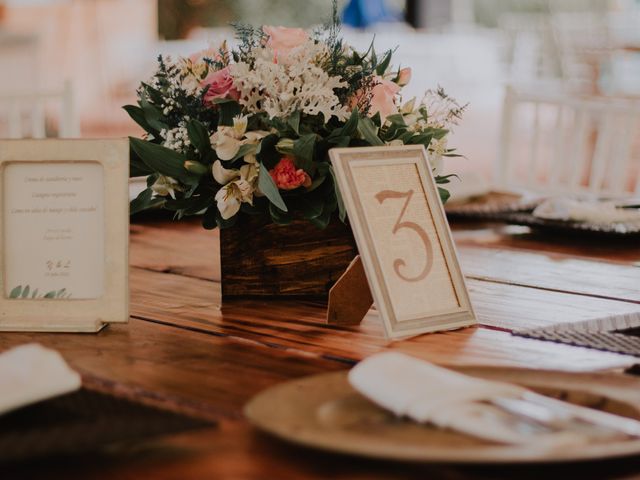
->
[258, 162, 288, 212]
[293, 134, 316, 173]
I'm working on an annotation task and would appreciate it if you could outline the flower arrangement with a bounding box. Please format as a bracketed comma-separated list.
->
[126, 6, 466, 230]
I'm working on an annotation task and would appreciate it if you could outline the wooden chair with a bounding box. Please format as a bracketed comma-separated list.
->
[496, 85, 640, 197]
[0, 81, 79, 139]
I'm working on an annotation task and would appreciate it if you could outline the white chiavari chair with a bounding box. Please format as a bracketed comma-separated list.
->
[497, 85, 640, 198]
[0, 81, 79, 139]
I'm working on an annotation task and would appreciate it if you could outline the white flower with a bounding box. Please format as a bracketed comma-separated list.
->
[428, 138, 447, 175]
[151, 175, 182, 199]
[213, 161, 259, 219]
[210, 115, 269, 161]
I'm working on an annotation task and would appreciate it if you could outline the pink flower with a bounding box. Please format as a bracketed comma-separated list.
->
[369, 76, 400, 120]
[397, 67, 412, 87]
[263, 25, 308, 57]
[201, 66, 240, 105]
[269, 157, 312, 191]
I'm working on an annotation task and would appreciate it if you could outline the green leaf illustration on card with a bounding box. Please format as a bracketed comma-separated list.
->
[7, 285, 71, 300]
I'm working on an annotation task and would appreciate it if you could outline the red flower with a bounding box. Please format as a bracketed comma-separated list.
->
[269, 157, 312, 190]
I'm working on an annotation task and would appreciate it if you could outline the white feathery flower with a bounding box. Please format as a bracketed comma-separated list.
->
[230, 41, 349, 123]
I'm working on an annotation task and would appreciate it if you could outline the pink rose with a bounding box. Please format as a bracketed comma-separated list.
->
[396, 67, 412, 87]
[263, 25, 308, 57]
[269, 156, 312, 191]
[201, 66, 240, 105]
[368, 76, 400, 120]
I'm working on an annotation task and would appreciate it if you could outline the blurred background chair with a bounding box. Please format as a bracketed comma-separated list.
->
[496, 85, 640, 198]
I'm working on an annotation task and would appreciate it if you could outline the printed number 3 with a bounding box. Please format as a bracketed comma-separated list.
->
[375, 189, 433, 282]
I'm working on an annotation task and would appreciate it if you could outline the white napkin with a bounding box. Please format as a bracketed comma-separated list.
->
[348, 352, 586, 446]
[533, 197, 640, 224]
[0, 343, 81, 416]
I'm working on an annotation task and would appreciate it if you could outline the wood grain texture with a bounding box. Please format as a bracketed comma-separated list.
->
[128, 267, 637, 371]
[220, 215, 357, 298]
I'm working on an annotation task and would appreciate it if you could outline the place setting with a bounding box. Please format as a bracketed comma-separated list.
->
[1, 0, 640, 478]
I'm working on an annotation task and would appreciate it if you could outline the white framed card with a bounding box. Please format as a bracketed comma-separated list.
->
[0, 139, 129, 332]
[330, 145, 476, 339]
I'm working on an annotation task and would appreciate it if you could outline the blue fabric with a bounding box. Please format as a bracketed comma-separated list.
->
[342, 0, 399, 28]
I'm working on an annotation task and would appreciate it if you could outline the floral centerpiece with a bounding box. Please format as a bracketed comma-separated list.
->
[126, 5, 466, 298]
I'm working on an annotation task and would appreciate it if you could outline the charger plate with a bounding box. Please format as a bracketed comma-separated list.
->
[245, 367, 640, 464]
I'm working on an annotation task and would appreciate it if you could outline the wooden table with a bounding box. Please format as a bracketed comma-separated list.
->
[2, 217, 640, 479]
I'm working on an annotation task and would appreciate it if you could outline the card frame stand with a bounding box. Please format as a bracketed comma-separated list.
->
[326, 255, 373, 326]
[0, 139, 129, 332]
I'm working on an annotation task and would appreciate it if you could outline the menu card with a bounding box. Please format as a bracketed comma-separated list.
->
[3, 162, 105, 300]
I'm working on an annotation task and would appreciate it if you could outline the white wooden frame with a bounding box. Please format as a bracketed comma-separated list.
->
[330, 145, 476, 339]
[0, 139, 129, 332]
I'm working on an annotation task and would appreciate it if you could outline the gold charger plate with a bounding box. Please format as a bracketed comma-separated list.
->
[245, 367, 640, 464]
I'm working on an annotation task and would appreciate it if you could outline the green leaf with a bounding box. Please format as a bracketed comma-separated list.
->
[407, 133, 433, 146]
[202, 205, 218, 230]
[331, 109, 359, 138]
[186, 119, 212, 155]
[329, 165, 347, 222]
[438, 187, 450, 204]
[31, 289, 39, 299]
[293, 134, 316, 173]
[130, 145, 153, 177]
[9, 285, 22, 299]
[298, 195, 324, 220]
[129, 137, 199, 185]
[386, 113, 407, 127]
[44, 291, 56, 299]
[130, 188, 165, 215]
[376, 49, 393, 75]
[231, 143, 257, 162]
[287, 111, 301, 135]
[258, 162, 288, 212]
[309, 203, 332, 229]
[21, 285, 30, 299]
[269, 202, 292, 225]
[123, 105, 155, 133]
[357, 117, 384, 146]
[139, 96, 168, 132]
[215, 99, 242, 126]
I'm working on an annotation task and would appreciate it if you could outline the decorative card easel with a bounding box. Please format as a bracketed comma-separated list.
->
[328, 145, 476, 340]
[0, 139, 129, 332]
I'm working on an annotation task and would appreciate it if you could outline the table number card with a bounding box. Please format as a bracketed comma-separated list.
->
[0, 140, 129, 332]
[330, 145, 476, 339]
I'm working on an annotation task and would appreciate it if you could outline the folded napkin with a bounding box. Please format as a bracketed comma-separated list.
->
[0, 344, 81, 416]
[349, 352, 586, 446]
[533, 197, 640, 224]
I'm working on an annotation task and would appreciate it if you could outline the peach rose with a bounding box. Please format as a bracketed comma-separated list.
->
[369, 76, 400, 120]
[263, 25, 308, 57]
[201, 66, 240, 105]
[269, 156, 312, 191]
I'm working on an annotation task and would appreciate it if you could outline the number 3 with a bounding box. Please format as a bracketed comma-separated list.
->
[375, 189, 433, 282]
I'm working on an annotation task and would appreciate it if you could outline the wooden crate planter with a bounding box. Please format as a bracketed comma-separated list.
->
[220, 215, 357, 300]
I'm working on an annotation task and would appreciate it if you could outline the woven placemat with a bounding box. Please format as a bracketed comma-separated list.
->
[0, 388, 213, 463]
[516, 327, 640, 356]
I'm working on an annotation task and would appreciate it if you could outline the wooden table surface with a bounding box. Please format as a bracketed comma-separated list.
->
[2, 217, 640, 479]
